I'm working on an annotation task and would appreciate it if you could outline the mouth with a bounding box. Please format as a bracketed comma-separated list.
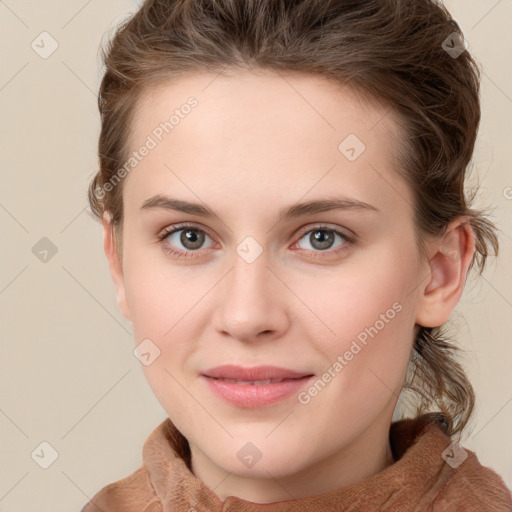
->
[200, 365, 315, 408]
[207, 377, 305, 385]
[201, 364, 314, 381]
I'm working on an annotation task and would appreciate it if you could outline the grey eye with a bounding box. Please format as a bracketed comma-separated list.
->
[166, 228, 212, 251]
[297, 229, 346, 251]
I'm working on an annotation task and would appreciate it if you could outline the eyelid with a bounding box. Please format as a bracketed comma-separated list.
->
[295, 223, 355, 243]
[157, 222, 213, 241]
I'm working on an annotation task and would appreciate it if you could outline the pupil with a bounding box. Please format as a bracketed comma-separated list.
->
[182, 229, 203, 249]
[312, 230, 333, 250]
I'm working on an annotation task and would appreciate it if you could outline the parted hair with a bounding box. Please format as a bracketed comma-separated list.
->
[88, 0, 500, 438]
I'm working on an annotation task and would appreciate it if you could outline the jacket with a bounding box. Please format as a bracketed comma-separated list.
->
[81, 414, 512, 511]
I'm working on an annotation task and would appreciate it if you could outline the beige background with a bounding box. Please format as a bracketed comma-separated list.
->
[0, 1, 511, 510]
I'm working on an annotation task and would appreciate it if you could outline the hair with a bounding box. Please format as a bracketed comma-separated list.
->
[88, 0, 501, 439]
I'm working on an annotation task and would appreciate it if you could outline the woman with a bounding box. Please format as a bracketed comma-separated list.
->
[82, 0, 512, 510]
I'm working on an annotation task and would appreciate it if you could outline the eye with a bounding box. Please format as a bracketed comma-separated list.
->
[293, 225, 354, 257]
[157, 223, 355, 260]
[157, 223, 214, 259]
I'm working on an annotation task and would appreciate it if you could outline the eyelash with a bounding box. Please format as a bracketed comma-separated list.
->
[156, 222, 356, 260]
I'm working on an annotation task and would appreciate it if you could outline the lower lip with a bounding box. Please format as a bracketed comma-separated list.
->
[201, 375, 314, 408]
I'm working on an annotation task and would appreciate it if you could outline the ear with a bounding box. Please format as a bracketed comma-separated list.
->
[102, 212, 131, 321]
[415, 218, 475, 328]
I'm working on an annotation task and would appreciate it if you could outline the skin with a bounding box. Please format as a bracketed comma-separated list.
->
[102, 69, 475, 503]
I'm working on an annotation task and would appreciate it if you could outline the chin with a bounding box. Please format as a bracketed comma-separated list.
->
[209, 438, 307, 478]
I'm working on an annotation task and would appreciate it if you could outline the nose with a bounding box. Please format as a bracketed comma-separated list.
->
[211, 249, 290, 344]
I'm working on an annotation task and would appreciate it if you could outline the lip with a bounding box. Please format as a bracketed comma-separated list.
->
[202, 365, 313, 381]
[201, 365, 315, 408]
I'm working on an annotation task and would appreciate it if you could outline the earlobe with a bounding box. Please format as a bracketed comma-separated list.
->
[415, 219, 475, 328]
[102, 212, 131, 321]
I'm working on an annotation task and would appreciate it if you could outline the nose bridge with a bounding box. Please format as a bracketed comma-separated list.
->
[228, 237, 271, 307]
[213, 235, 285, 340]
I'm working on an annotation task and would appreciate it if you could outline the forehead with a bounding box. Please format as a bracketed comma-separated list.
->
[123, 69, 411, 219]
[130, 69, 400, 149]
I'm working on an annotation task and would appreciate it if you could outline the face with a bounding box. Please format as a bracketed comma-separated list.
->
[103, 69, 455, 486]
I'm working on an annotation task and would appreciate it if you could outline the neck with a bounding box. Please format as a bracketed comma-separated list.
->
[189, 415, 396, 504]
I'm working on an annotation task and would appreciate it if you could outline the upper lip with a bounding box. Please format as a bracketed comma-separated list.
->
[202, 365, 314, 381]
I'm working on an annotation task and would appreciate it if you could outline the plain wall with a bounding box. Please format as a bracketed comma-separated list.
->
[0, 1, 511, 510]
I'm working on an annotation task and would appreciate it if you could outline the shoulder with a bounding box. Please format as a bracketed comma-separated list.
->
[432, 447, 512, 512]
[391, 415, 512, 511]
[80, 465, 160, 512]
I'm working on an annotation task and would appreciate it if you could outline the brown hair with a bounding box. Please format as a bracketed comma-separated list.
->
[88, 0, 500, 438]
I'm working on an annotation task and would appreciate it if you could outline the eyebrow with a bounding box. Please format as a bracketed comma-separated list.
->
[140, 194, 379, 220]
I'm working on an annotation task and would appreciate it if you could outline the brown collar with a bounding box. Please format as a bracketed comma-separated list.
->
[139, 413, 481, 511]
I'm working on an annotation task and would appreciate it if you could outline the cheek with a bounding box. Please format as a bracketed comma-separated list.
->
[122, 242, 187, 332]
[304, 259, 409, 339]
[122, 245, 206, 372]
[124, 260, 200, 414]
[125, 274, 174, 337]
[300, 248, 418, 384]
